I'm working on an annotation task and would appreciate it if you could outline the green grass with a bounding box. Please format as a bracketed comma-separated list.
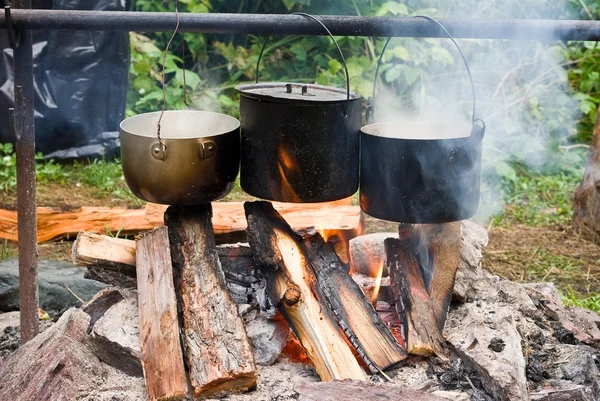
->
[490, 168, 583, 227]
[1, 239, 14, 260]
[562, 286, 600, 314]
[0, 143, 140, 203]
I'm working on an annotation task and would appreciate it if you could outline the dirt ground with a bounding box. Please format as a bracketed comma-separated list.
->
[485, 224, 600, 296]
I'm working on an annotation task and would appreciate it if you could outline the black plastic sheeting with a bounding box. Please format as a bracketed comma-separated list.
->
[0, 0, 129, 160]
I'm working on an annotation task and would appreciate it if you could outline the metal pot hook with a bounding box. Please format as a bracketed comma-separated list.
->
[254, 12, 351, 117]
[3, 6, 21, 50]
[369, 15, 485, 141]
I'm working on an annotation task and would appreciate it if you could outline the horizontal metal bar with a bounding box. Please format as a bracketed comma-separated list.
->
[0, 10, 600, 41]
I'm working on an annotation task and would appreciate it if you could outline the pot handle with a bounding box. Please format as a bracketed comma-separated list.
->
[369, 15, 485, 143]
[255, 12, 351, 117]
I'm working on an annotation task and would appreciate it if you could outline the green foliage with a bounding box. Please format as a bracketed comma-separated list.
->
[0, 143, 16, 192]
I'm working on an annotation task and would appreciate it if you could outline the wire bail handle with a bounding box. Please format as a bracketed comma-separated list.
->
[154, 0, 191, 160]
[255, 12, 351, 117]
[368, 15, 485, 141]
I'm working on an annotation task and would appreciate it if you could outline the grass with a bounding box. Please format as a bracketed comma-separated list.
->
[563, 286, 600, 314]
[489, 167, 584, 227]
[1, 239, 14, 260]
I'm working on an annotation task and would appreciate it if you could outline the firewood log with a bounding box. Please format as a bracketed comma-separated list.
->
[164, 205, 257, 398]
[244, 201, 367, 381]
[299, 228, 406, 372]
[135, 227, 187, 401]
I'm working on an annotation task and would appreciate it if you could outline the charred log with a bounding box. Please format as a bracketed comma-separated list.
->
[299, 228, 406, 372]
[244, 201, 367, 381]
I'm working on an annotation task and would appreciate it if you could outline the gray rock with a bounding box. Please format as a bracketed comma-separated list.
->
[0, 308, 146, 401]
[444, 304, 528, 401]
[245, 314, 288, 366]
[0, 311, 20, 334]
[349, 232, 396, 276]
[0, 259, 107, 314]
[526, 282, 600, 345]
[530, 381, 596, 401]
[550, 345, 600, 385]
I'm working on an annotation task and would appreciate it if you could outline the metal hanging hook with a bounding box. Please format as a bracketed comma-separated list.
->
[4, 6, 21, 49]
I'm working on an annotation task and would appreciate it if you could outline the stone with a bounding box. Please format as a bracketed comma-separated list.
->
[526, 282, 600, 345]
[0, 311, 20, 333]
[444, 303, 528, 401]
[431, 390, 471, 401]
[549, 345, 600, 385]
[0, 308, 103, 400]
[0, 259, 107, 314]
[244, 314, 289, 366]
[530, 381, 596, 401]
[0, 308, 147, 401]
[349, 232, 396, 276]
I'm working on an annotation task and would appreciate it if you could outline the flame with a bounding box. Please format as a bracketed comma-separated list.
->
[370, 259, 384, 304]
[276, 146, 302, 202]
[349, 244, 385, 304]
[317, 228, 353, 273]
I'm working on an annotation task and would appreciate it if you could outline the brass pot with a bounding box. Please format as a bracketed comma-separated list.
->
[119, 110, 240, 205]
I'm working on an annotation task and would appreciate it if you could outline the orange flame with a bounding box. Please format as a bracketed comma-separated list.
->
[370, 259, 384, 304]
[276, 146, 302, 202]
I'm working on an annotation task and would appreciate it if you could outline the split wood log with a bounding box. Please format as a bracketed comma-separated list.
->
[165, 204, 257, 398]
[84, 267, 137, 289]
[299, 228, 406, 372]
[384, 223, 461, 357]
[135, 227, 188, 401]
[386, 235, 446, 357]
[83, 288, 142, 377]
[574, 104, 600, 243]
[72, 231, 136, 276]
[0, 200, 360, 243]
[427, 223, 462, 330]
[244, 201, 367, 381]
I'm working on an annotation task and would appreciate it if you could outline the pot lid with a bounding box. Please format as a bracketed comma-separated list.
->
[235, 82, 361, 104]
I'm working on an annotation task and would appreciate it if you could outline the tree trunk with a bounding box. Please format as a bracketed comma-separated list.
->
[574, 104, 600, 242]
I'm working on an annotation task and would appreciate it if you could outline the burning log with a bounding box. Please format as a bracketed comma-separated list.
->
[385, 223, 461, 357]
[164, 204, 257, 398]
[299, 228, 406, 372]
[135, 227, 187, 401]
[244, 201, 367, 381]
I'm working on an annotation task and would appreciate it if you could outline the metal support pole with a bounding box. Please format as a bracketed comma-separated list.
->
[11, 0, 38, 343]
[2, 11, 600, 41]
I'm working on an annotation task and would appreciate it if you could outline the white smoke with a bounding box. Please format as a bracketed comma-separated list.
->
[367, 0, 586, 224]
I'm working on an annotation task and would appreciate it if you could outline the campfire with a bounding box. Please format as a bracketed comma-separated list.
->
[63, 199, 469, 399]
